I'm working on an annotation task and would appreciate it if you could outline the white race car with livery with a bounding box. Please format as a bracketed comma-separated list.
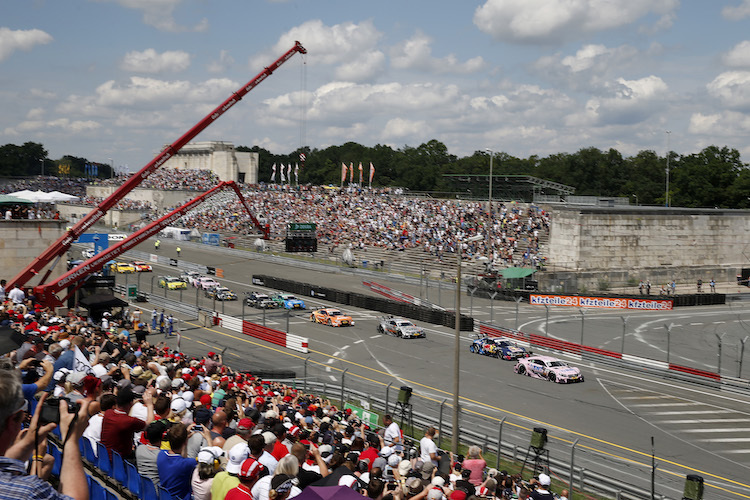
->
[377, 316, 426, 338]
[514, 355, 583, 383]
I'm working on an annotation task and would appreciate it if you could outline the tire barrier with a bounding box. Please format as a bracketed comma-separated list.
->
[254, 274, 475, 331]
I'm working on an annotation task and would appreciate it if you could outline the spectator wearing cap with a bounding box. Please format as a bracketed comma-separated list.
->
[420, 460, 436, 486]
[530, 474, 554, 500]
[454, 469, 476, 498]
[157, 423, 197, 499]
[204, 351, 223, 376]
[252, 455, 301, 500]
[100, 385, 155, 461]
[462, 445, 486, 486]
[282, 425, 300, 452]
[224, 457, 266, 500]
[192, 446, 225, 500]
[187, 406, 214, 458]
[64, 370, 87, 404]
[223, 417, 255, 454]
[250, 432, 278, 474]
[137, 420, 170, 486]
[212, 443, 252, 500]
[359, 433, 381, 472]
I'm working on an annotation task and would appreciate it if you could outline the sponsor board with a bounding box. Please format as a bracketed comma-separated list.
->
[530, 294, 673, 311]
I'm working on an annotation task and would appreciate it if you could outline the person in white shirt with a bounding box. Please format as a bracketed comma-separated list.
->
[419, 426, 439, 466]
[7, 284, 25, 305]
[383, 414, 401, 449]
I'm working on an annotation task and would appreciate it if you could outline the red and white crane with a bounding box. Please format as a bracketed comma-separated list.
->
[9, 41, 306, 291]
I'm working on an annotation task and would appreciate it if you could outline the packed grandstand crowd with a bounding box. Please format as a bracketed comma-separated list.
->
[0, 289, 565, 500]
[0, 171, 549, 267]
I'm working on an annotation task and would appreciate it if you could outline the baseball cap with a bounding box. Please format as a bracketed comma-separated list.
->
[398, 460, 411, 476]
[288, 425, 300, 437]
[538, 473, 551, 486]
[431, 477, 446, 488]
[339, 475, 358, 488]
[197, 446, 224, 464]
[67, 371, 87, 386]
[388, 454, 400, 467]
[238, 457, 263, 480]
[379, 446, 393, 457]
[262, 431, 276, 446]
[59, 339, 71, 350]
[226, 443, 251, 474]
[450, 491, 467, 500]
[194, 406, 212, 424]
[428, 489, 444, 500]
[318, 444, 333, 457]
[421, 460, 435, 479]
[170, 397, 187, 413]
[238, 418, 255, 431]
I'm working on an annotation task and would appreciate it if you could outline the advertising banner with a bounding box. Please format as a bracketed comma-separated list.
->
[529, 294, 673, 310]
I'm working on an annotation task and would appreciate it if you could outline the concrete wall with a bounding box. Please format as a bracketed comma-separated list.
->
[161, 141, 259, 184]
[0, 220, 67, 285]
[543, 205, 750, 290]
[84, 186, 194, 213]
[55, 204, 144, 230]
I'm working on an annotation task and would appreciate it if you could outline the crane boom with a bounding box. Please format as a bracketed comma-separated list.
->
[10, 41, 306, 290]
[34, 181, 252, 307]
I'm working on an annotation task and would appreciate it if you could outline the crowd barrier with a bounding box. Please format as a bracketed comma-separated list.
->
[213, 311, 309, 354]
[253, 274, 475, 331]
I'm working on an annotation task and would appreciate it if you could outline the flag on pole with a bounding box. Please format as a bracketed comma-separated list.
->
[341, 162, 347, 184]
[287, 163, 292, 183]
[271, 163, 276, 183]
[349, 162, 354, 183]
[280, 163, 286, 182]
[294, 163, 299, 184]
[369, 162, 375, 185]
[299, 152, 306, 168]
[358, 162, 363, 185]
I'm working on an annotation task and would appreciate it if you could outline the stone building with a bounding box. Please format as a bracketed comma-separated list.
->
[162, 141, 259, 184]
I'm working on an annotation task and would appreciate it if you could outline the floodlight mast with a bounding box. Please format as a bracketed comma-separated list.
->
[9, 41, 306, 290]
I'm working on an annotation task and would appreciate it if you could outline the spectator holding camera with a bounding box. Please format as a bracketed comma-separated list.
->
[100, 384, 155, 461]
[0, 361, 91, 500]
[461, 445, 486, 486]
[157, 422, 197, 499]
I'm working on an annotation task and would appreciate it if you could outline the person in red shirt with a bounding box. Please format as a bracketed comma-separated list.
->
[100, 386, 155, 461]
[225, 457, 263, 500]
[271, 424, 289, 461]
[359, 433, 381, 472]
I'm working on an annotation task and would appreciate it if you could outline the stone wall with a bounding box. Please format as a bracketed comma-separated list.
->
[0, 220, 66, 285]
[543, 205, 750, 290]
[55, 204, 143, 230]
[84, 187, 194, 213]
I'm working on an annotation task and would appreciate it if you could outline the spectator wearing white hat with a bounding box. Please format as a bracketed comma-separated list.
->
[212, 442, 251, 500]
[225, 457, 266, 500]
[192, 446, 225, 500]
[530, 474, 554, 500]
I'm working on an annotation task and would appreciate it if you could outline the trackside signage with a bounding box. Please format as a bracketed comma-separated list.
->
[529, 294, 673, 311]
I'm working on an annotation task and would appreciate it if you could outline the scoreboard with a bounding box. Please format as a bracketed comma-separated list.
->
[285, 222, 317, 252]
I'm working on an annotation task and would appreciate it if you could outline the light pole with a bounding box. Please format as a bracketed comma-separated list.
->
[485, 148, 493, 260]
[632, 193, 638, 206]
[665, 131, 671, 207]
[452, 233, 482, 453]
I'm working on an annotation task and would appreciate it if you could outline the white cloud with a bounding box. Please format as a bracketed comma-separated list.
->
[473, 0, 678, 43]
[689, 111, 750, 136]
[57, 76, 238, 115]
[334, 50, 386, 82]
[254, 19, 382, 68]
[0, 27, 53, 62]
[722, 0, 750, 20]
[4, 118, 99, 136]
[390, 31, 485, 73]
[381, 117, 430, 140]
[207, 50, 234, 74]
[121, 48, 191, 73]
[707, 71, 750, 109]
[722, 41, 750, 67]
[107, 0, 208, 32]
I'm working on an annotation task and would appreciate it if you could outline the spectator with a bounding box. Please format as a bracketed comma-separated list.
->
[530, 474, 554, 500]
[225, 457, 265, 500]
[461, 445, 486, 486]
[0, 364, 90, 500]
[271, 423, 289, 460]
[83, 393, 117, 455]
[212, 442, 251, 499]
[192, 446, 225, 500]
[419, 426, 439, 466]
[137, 420, 169, 486]
[383, 414, 401, 449]
[100, 385, 155, 461]
[250, 432, 278, 475]
[252, 455, 302, 500]
[157, 422, 197, 499]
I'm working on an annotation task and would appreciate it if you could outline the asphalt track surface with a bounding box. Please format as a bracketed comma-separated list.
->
[93, 238, 750, 500]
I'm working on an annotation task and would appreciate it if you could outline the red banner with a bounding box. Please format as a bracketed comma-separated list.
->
[529, 294, 673, 310]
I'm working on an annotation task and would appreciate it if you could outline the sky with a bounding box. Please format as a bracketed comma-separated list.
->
[3, 0, 750, 173]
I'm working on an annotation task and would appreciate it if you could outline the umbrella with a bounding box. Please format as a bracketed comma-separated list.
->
[7, 189, 36, 199]
[294, 486, 367, 500]
[47, 191, 80, 202]
[7, 190, 54, 203]
[0, 194, 34, 204]
[0, 326, 27, 356]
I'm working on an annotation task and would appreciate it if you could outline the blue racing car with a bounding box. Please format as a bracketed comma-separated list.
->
[271, 293, 306, 310]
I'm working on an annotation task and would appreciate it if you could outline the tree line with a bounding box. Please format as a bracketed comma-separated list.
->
[3, 140, 749, 208]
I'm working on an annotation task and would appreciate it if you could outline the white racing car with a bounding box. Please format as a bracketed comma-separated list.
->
[377, 316, 426, 338]
[514, 355, 583, 383]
